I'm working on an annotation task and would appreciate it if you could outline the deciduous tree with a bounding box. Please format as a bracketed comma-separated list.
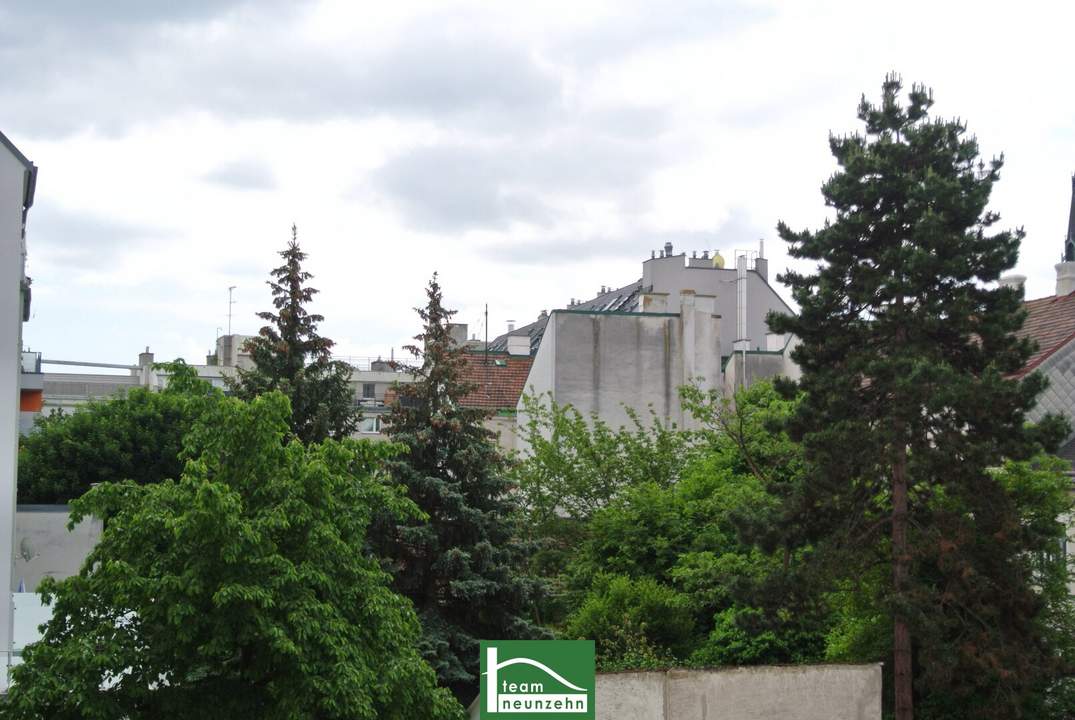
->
[18, 360, 218, 504]
[4, 393, 462, 720]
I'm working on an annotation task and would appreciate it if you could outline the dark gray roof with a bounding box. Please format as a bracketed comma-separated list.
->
[488, 280, 642, 355]
[0, 128, 37, 209]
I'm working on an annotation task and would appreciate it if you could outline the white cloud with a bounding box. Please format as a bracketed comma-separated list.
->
[6, 0, 1075, 365]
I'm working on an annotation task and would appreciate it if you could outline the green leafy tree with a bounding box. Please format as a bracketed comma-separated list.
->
[18, 360, 219, 504]
[768, 75, 1070, 719]
[513, 394, 695, 588]
[230, 225, 358, 444]
[371, 274, 544, 703]
[563, 383, 829, 669]
[3, 393, 462, 720]
[564, 574, 693, 671]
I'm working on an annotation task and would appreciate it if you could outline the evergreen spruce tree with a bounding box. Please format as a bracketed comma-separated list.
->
[769, 75, 1068, 719]
[231, 225, 359, 444]
[372, 274, 544, 703]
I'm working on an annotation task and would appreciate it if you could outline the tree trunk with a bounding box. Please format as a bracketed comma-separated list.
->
[892, 445, 913, 720]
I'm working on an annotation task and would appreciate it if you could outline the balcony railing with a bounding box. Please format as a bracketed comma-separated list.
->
[335, 356, 411, 373]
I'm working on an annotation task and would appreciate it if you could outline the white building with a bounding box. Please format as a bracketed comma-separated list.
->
[510, 242, 798, 437]
[0, 129, 37, 688]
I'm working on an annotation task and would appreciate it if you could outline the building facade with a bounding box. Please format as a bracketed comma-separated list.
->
[511, 242, 797, 443]
[1, 129, 36, 687]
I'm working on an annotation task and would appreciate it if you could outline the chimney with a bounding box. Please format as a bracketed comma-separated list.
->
[999, 274, 1026, 292]
[664, 241, 674, 257]
[754, 239, 768, 281]
[138, 346, 155, 388]
[1057, 264, 1075, 296]
[506, 334, 530, 356]
[507, 320, 515, 333]
[448, 323, 468, 346]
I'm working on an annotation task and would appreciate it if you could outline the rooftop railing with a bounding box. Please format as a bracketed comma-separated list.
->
[335, 356, 411, 373]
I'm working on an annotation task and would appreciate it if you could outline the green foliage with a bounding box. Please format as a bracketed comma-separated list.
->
[3, 393, 462, 720]
[230, 225, 359, 444]
[17, 360, 219, 504]
[563, 575, 693, 670]
[516, 394, 693, 525]
[769, 74, 1073, 717]
[371, 274, 544, 702]
[514, 394, 696, 592]
[515, 381, 829, 670]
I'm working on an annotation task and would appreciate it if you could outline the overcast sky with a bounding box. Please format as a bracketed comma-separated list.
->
[5, 0, 1074, 365]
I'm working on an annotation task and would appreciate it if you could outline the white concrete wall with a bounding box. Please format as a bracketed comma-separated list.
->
[470, 665, 882, 720]
[12, 507, 102, 592]
[552, 311, 683, 430]
[516, 303, 723, 452]
[0, 141, 30, 689]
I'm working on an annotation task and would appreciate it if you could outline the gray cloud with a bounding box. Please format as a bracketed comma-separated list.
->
[373, 121, 671, 232]
[203, 159, 276, 191]
[553, 0, 772, 66]
[0, 5, 561, 138]
[26, 202, 172, 270]
[482, 210, 768, 266]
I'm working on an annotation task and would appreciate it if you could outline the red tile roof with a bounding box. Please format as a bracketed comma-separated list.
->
[459, 352, 533, 411]
[381, 352, 534, 412]
[1014, 291, 1075, 377]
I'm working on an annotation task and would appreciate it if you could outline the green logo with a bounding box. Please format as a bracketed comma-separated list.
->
[480, 640, 595, 718]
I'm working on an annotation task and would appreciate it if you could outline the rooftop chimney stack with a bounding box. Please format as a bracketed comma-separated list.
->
[999, 274, 1026, 293]
[664, 241, 674, 257]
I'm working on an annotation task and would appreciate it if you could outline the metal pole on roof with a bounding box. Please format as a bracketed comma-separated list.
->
[227, 286, 236, 337]
[484, 304, 489, 366]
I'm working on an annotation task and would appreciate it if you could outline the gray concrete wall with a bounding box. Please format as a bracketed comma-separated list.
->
[470, 665, 882, 719]
[551, 311, 685, 431]
[13, 506, 102, 592]
[516, 301, 723, 450]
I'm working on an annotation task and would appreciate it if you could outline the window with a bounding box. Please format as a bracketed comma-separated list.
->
[358, 416, 380, 434]
[362, 383, 376, 400]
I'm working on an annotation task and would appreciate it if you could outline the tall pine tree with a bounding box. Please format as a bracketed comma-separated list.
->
[231, 225, 358, 444]
[770, 76, 1067, 719]
[372, 274, 544, 703]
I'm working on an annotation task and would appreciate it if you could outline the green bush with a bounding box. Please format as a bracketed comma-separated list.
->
[564, 574, 695, 667]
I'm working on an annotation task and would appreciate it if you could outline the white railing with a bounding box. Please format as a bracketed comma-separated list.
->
[334, 356, 411, 373]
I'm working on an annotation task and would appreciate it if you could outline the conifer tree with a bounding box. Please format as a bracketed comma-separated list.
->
[372, 274, 544, 703]
[231, 225, 358, 443]
[769, 75, 1068, 719]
